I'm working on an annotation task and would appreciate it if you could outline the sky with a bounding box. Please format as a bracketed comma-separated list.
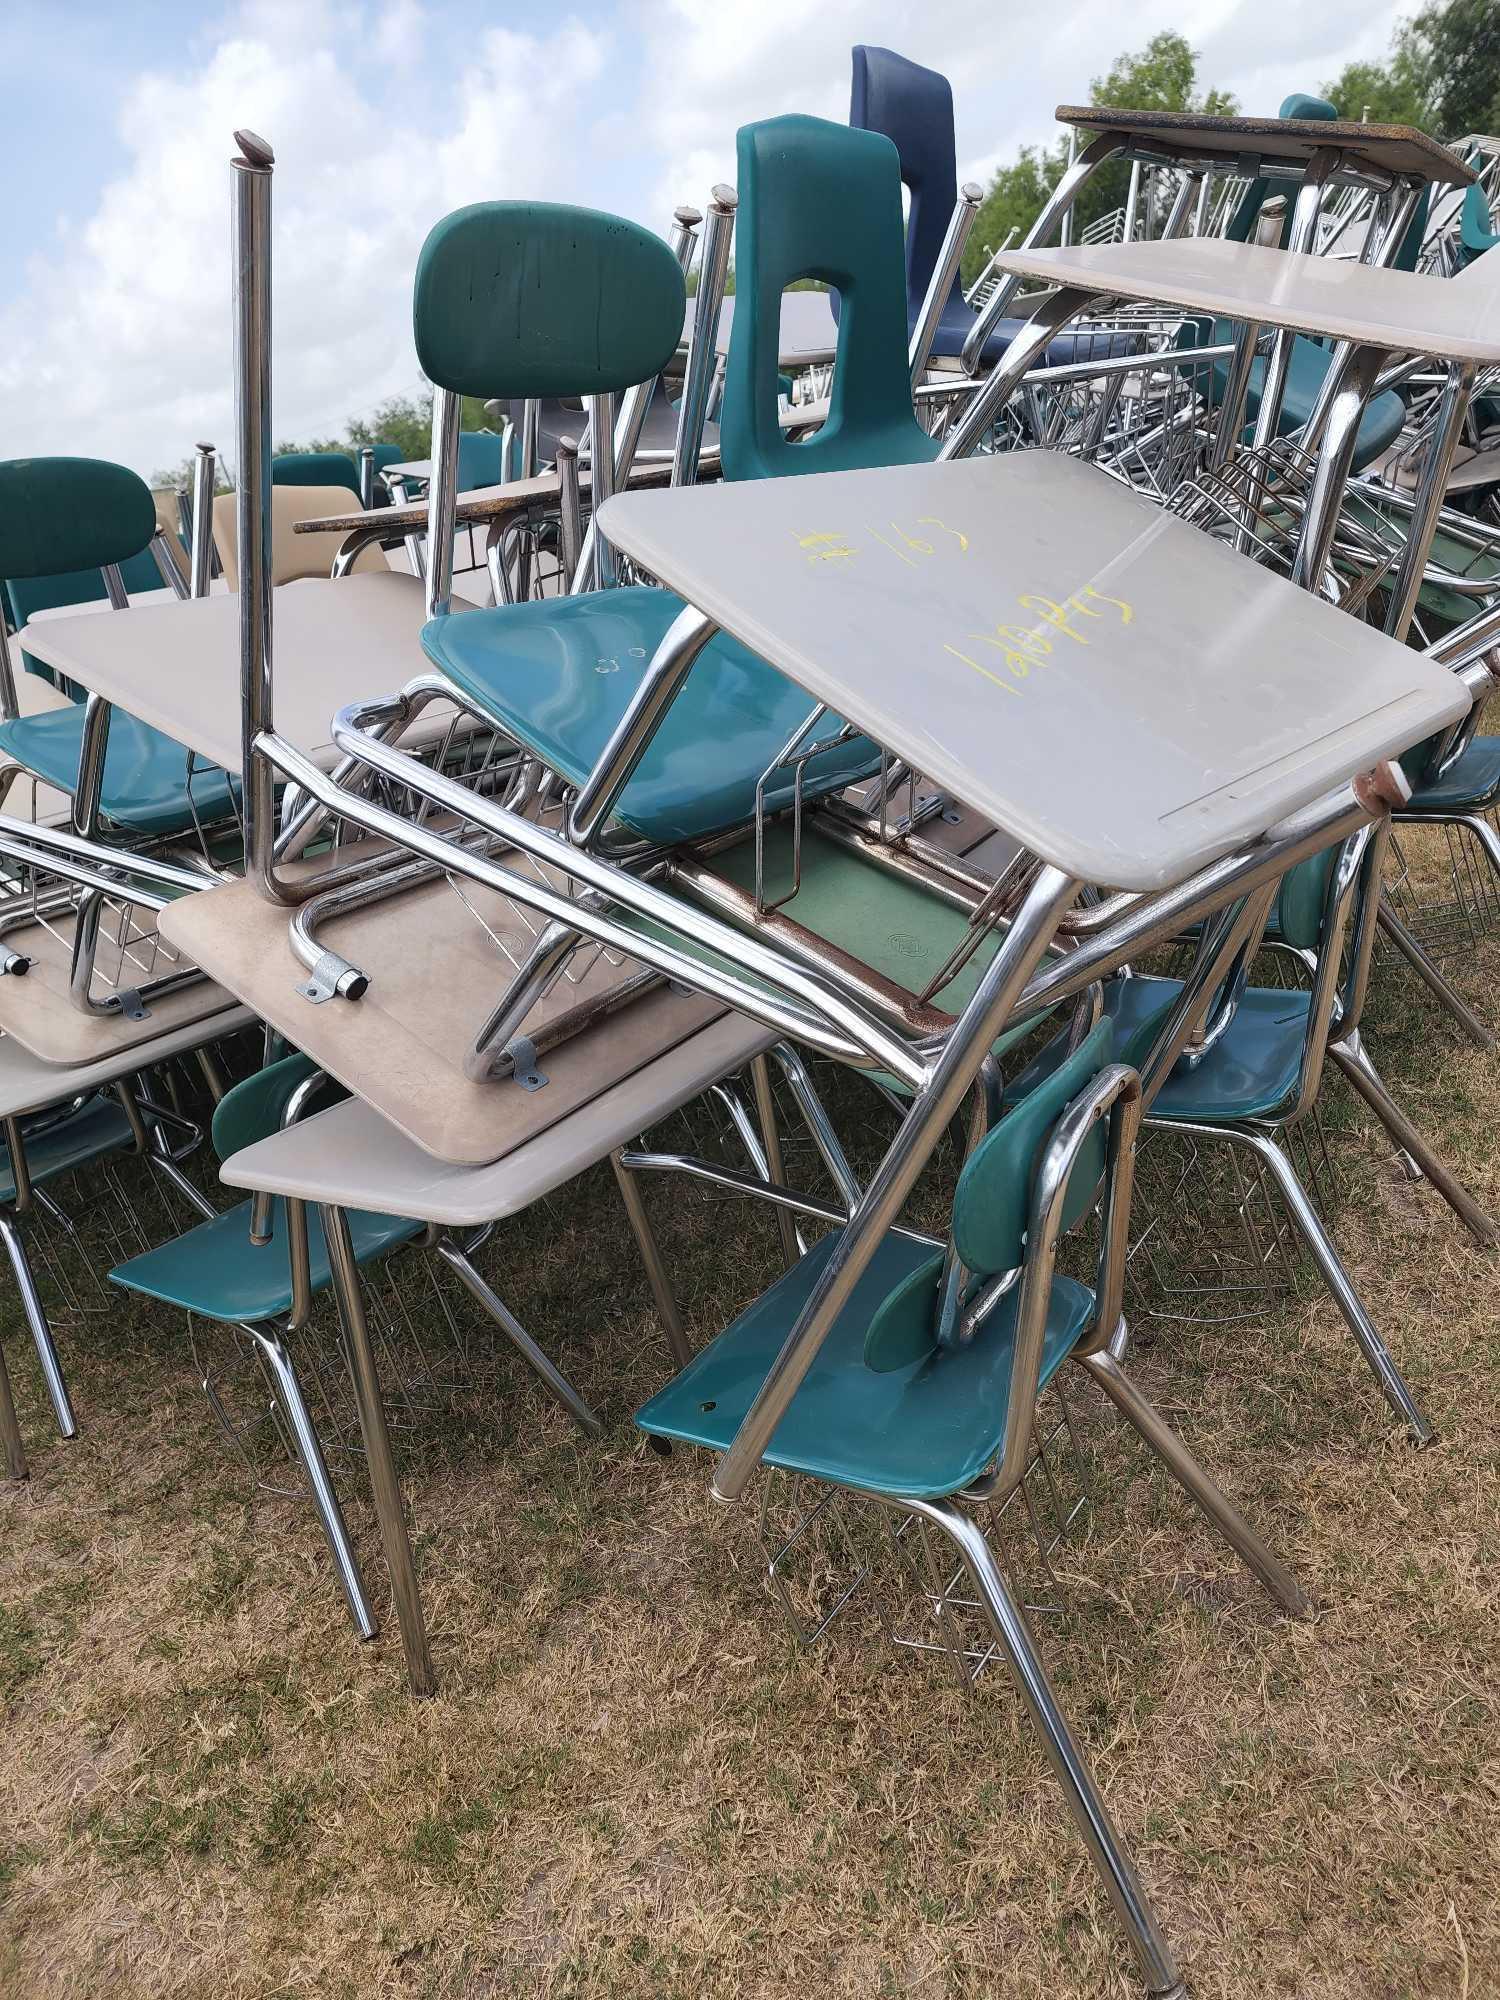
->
[0, 0, 1413, 479]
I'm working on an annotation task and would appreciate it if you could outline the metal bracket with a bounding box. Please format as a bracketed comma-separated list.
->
[114, 987, 148, 1022]
[295, 951, 345, 1004]
[506, 1035, 549, 1092]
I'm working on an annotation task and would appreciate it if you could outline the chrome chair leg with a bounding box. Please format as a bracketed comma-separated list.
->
[321, 1204, 435, 1696]
[1175, 1122, 1433, 1447]
[1329, 1030, 1498, 1246]
[610, 1151, 692, 1370]
[239, 1319, 377, 1640]
[882, 1493, 1186, 2000]
[1376, 895, 1494, 1051]
[751, 1052, 801, 1269]
[0, 1213, 76, 1439]
[432, 1240, 603, 1436]
[0, 1337, 28, 1479]
[1075, 1347, 1313, 1618]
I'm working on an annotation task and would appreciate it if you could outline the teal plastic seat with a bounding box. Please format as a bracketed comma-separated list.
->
[110, 1051, 421, 1323]
[1100, 974, 1311, 1124]
[0, 704, 238, 836]
[0, 1093, 135, 1204]
[719, 114, 938, 481]
[423, 588, 877, 845]
[637, 1228, 1093, 1496]
[111, 1196, 419, 1322]
[0, 456, 236, 830]
[1407, 735, 1500, 813]
[638, 1022, 1117, 1497]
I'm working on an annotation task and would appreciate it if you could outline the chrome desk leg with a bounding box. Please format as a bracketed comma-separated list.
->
[1177, 1122, 1433, 1447]
[751, 1053, 800, 1270]
[0, 1214, 75, 1439]
[239, 1319, 376, 1640]
[1076, 1347, 1312, 1618]
[609, 1153, 692, 1371]
[0, 1337, 27, 1479]
[434, 1241, 602, 1437]
[320, 1205, 435, 1696]
[1329, 1031, 1498, 1246]
[888, 1494, 1186, 1999]
[1377, 896, 1494, 1052]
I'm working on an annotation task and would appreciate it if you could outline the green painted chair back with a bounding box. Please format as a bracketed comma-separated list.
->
[1225, 95, 1339, 246]
[0, 456, 156, 584]
[720, 114, 937, 483]
[412, 203, 685, 401]
[211, 1052, 330, 1162]
[273, 451, 361, 496]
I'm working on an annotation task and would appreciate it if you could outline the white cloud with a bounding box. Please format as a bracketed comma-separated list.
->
[0, 2, 612, 476]
[0, 0, 1425, 478]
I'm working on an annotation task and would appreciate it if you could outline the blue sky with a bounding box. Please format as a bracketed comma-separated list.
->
[2, 0, 1409, 476]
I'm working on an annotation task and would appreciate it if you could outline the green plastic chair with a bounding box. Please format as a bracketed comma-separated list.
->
[638, 1019, 1305, 1992]
[1018, 829, 1484, 1445]
[0, 1087, 142, 1459]
[0, 458, 239, 836]
[1214, 95, 1406, 470]
[718, 113, 938, 482]
[413, 199, 879, 849]
[110, 1052, 424, 1637]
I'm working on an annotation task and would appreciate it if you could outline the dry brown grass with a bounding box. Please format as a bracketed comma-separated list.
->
[2, 828, 1499, 2000]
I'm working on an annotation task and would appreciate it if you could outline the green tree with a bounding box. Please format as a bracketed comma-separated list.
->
[964, 34, 1238, 284]
[1323, 0, 1500, 138]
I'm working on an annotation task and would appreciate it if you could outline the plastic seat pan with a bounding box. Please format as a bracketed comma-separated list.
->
[0, 705, 238, 837]
[110, 1197, 420, 1323]
[421, 585, 879, 846]
[635, 1226, 1092, 1497]
[0, 1094, 135, 1204]
[1407, 735, 1500, 812]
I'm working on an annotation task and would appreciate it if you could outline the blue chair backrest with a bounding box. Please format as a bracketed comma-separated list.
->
[720, 114, 937, 482]
[456, 432, 506, 492]
[850, 45, 959, 334]
[0, 456, 162, 682]
[272, 451, 361, 496]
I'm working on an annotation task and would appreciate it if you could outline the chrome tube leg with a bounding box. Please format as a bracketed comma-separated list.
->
[1215, 1127, 1433, 1445]
[241, 1320, 377, 1640]
[889, 1495, 1186, 1999]
[1329, 1033, 1498, 1246]
[1076, 1347, 1313, 1617]
[0, 1214, 75, 1440]
[1376, 896, 1495, 1050]
[320, 1205, 435, 1695]
[750, 1055, 799, 1270]
[434, 1242, 603, 1436]
[0, 1339, 26, 1479]
[608, 1154, 691, 1372]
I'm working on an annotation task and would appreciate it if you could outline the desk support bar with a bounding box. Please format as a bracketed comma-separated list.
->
[232, 130, 278, 906]
[710, 865, 1079, 1507]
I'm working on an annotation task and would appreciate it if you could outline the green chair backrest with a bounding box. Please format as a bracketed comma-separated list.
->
[0, 456, 156, 584]
[211, 1051, 333, 1162]
[950, 1017, 1115, 1280]
[412, 203, 686, 402]
[863, 1019, 1116, 1372]
[273, 451, 361, 497]
[1225, 95, 1339, 247]
[720, 114, 938, 483]
[456, 431, 505, 492]
[1276, 843, 1340, 954]
[1461, 184, 1500, 264]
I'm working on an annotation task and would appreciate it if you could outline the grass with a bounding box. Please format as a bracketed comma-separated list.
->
[1, 827, 1499, 1998]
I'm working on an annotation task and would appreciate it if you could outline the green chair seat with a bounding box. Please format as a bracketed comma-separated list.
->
[110, 1197, 420, 1323]
[1407, 735, 1500, 813]
[0, 705, 238, 836]
[1103, 975, 1310, 1124]
[1207, 326, 1405, 473]
[635, 1226, 1092, 1497]
[0, 1094, 135, 1204]
[422, 586, 879, 845]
